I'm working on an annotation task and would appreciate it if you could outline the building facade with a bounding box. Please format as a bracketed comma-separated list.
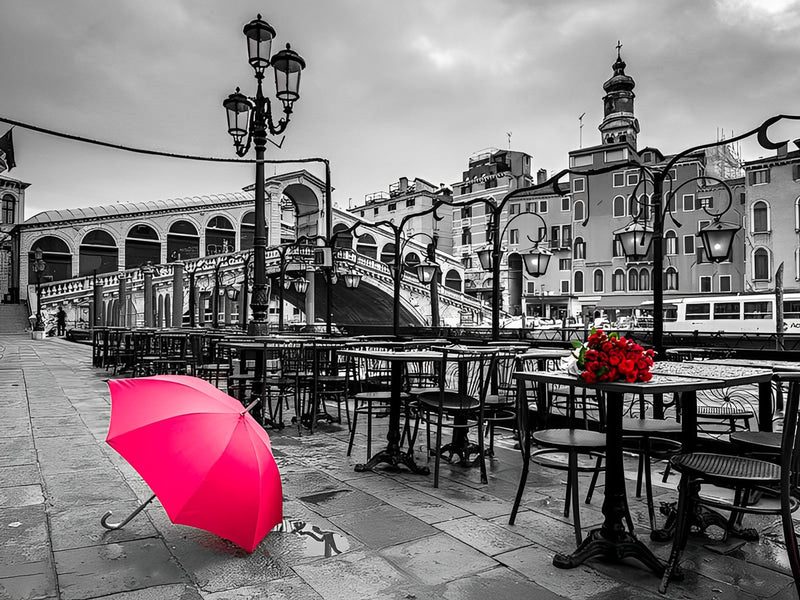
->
[1, 174, 29, 303]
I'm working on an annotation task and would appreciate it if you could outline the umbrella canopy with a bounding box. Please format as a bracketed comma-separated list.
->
[106, 375, 282, 552]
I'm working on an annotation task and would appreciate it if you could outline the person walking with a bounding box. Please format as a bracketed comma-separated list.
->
[56, 305, 67, 336]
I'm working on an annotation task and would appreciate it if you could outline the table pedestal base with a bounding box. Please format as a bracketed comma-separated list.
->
[651, 501, 760, 543]
[355, 448, 430, 475]
[553, 529, 666, 576]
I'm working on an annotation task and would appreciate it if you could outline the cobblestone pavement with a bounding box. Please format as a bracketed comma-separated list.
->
[0, 334, 797, 599]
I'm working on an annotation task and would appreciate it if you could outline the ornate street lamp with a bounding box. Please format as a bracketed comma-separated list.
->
[223, 14, 306, 335]
[614, 170, 741, 356]
[468, 202, 553, 339]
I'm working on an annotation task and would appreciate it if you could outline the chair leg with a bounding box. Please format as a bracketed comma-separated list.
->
[569, 450, 583, 546]
[643, 439, 657, 531]
[659, 472, 693, 594]
[346, 402, 359, 457]
[585, 455, 603, 504]
[509, 446, 530, 525]
[477, 417, 488, 485]
[433, 409, 443, 488]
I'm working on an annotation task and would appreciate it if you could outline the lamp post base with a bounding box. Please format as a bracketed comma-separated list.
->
[31, 330, 45, 340]
[247, 319, 270, 336]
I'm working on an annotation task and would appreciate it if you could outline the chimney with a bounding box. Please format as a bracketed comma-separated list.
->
[399, 177, 409, 192]
[777, 142, 789, 157]
[536, 168, 547, 184]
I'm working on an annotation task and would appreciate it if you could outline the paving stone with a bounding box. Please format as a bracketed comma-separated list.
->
[0, 464, 40, 489]
[43, 468, 136, 510]
[380, 532, 499, 586]
[0, 436, 36, 467]
[202, 576, 323, 600]
[0, 418, 32, 438]
[54, 538, 186, 600]
[434, 514, 531, 556]
[293, 549, 411, 600]
[297, 486, 383, 517]
[495, 543, 620, 600]
[407, 479, 517, 520]
[329, 503, 437, 549]
[0, 559, 58, 600]
[146, 508, 293, 593]
[66, 583, 203, 600]
[491, 508, 580, 554]
[48, 498, 160, 551]
[0, 505, 50, 568]
[348, 475, 471, 523]
[439, 565, 569, 600]
[0, 484, 44, 509]
[36, 440, 113, 476]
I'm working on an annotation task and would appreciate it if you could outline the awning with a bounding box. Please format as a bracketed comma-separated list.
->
[594, 295, 652, 309]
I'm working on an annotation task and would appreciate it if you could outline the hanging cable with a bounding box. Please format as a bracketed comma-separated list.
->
[0, 115, 326, 166]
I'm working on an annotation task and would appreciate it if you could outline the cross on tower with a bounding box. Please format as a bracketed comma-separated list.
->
[616, 40, 623, 58]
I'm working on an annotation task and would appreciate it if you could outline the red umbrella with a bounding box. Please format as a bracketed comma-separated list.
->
[104, 375, 282, 552]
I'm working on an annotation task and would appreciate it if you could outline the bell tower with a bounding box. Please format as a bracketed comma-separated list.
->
[599, 42, 639, 149]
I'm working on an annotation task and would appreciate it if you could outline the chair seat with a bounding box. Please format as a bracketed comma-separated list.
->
[671, 452, 780, 483]
[532, 428, 606, 450]
[730, 431, 782, 452]
[622, 418, 682, 434]
[696, 405, 754, 418]
[417, 390, 479, 412]
[355, 391, 407, 402]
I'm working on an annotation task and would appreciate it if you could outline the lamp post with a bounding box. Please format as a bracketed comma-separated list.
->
[614, 166, 741, 359]
[372, 202, 445, 337]
[223, 14, 306, 336]
[469, 200, 552, 341]
[32, 247, 47, 331]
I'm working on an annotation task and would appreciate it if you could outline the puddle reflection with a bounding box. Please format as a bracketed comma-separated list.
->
[270, 518, 350, 557]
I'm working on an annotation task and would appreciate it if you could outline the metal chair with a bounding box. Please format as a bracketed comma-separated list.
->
[509, 359, 612, 547]
[415, 348, 499, 488]
[659, 372, 800, 594]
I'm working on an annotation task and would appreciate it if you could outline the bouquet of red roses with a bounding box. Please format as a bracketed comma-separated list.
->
[571, 328, 655, 384]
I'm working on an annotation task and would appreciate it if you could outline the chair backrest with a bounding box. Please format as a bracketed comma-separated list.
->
[434, 348, 499, 406]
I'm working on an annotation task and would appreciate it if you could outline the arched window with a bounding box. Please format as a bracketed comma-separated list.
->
[628, 269, 639, 291]
[79, 230, 118, 276]
[167, 220, 199, 261]
[332, 223, 354, 249]
[573, 237, 586, 260]
[380, 243, 396, 265]
[664, 267, 678, 291]
[444, 269, 462, 291]
[752, 201, 769, 233]
[753, 247, 770, 280]
[613, 195, 626, 218]
[29, 236, 72, 282]
[403, 251, 421, 272]
[593, 268, 604, 293]
[240, 211, 255, 250]
[206, 216, 235, 254]
[612, 269, 625, 292]
[461, 227, 472, 245]
[1, 194, 16, 224]
[355, 233, 377, 259]
[574, 270, 584, 293]
[125, 225, 160, 269]
[573, 200, 585, 222]
[639, 268, 650, 291]
[664, 230, 678, 255]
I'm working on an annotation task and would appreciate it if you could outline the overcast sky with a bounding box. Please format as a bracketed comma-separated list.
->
[2, 0, 800, 219]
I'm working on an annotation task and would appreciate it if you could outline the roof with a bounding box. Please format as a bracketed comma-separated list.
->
[24, 191, 253, 225]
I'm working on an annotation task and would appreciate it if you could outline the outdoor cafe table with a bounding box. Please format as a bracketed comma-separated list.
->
[512, 363, 773, 576]
[339, 348, 443, 475]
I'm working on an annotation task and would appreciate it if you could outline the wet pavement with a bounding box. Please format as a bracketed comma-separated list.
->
[0, 333, 797, 599]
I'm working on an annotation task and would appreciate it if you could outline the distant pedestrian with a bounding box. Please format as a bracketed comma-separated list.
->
[56, 305, 67, 336]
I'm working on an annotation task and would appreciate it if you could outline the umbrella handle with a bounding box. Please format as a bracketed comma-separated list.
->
[100, 493, 157, 530]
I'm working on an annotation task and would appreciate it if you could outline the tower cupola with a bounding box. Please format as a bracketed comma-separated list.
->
[599, 43, 639, 148]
